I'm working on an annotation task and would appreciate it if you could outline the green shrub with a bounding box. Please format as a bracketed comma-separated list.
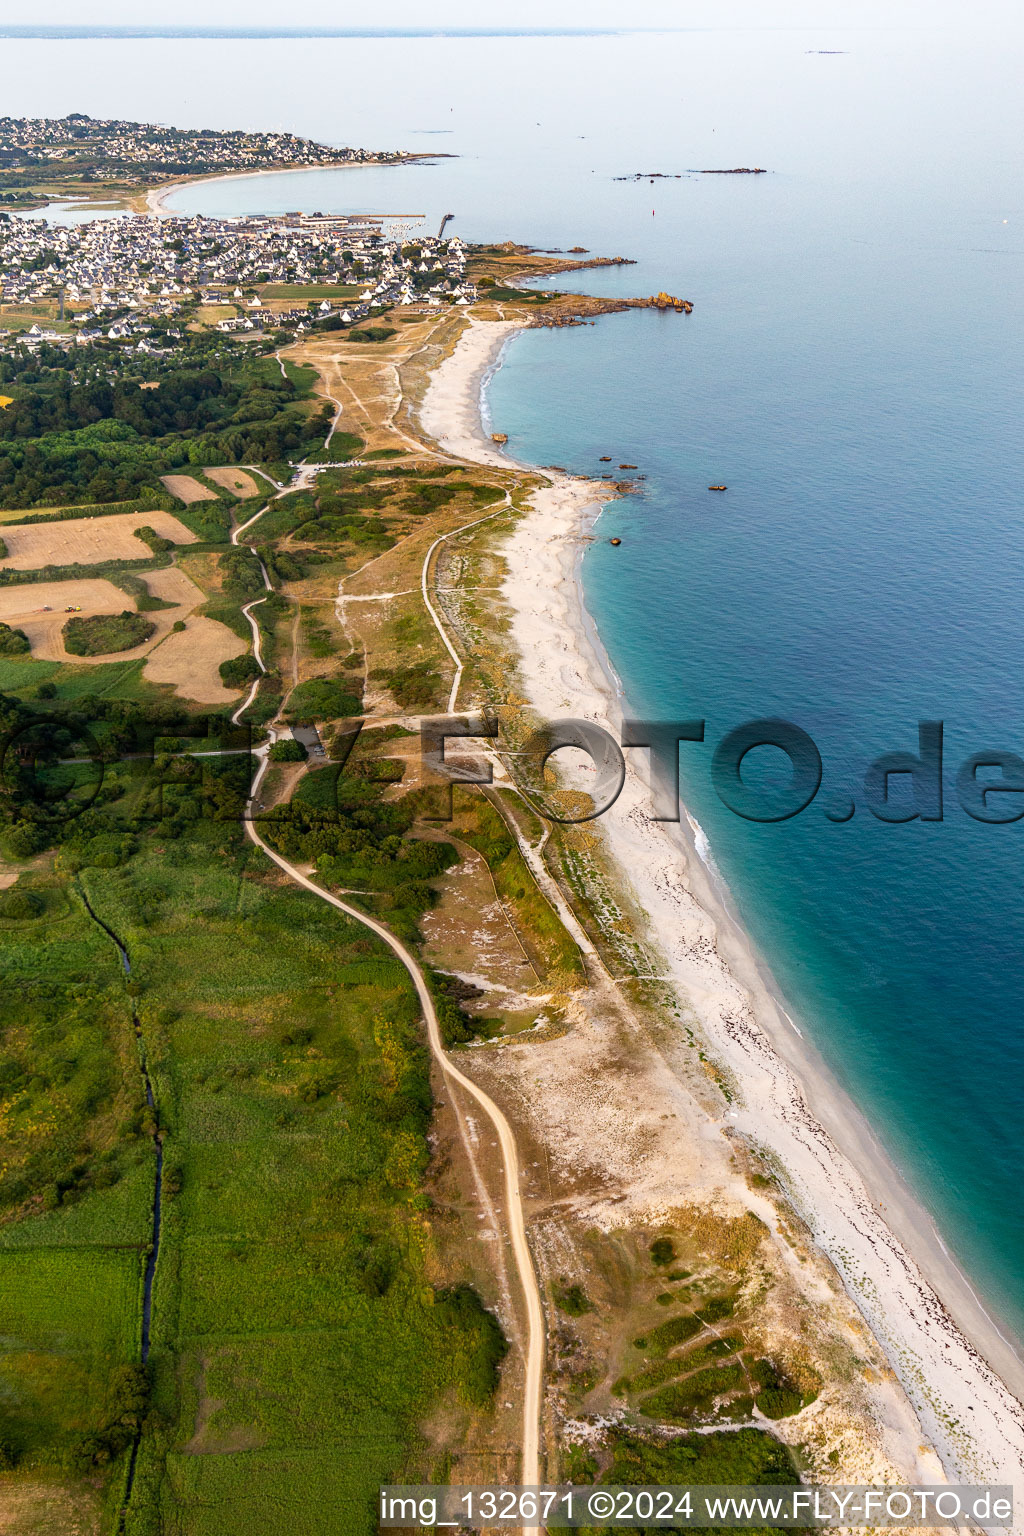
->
[110, 570, 177, 612]
[0, 620, 29, 655]
[600, 1425, 799, 1502]
[63, 610, 155, 656]
[755, 1384, 804, 1419]
[0, 887, 44, 920]
[641, 1362, 747, 1422]
[218, 547, 264, 597]
[133, 524, 175, 553]
[286, 677, 361, 721]
[219, 653, 261, 688]
[753, 1360, 815, 1419]
[650, 1237, 676, 1267]
[372, 660, 443, 712]
[634, 1313, 702, 1357]
[5, 821, 50, 857]
[428, 967, 497, 1046]
[554, 1282, 592, 1317]
[269, 739, 307, 763]
[434, 1285, 508, 1404]
[348, 327, 397, 344]
[69, 1363, 151, 1470]
[695, 1295, 734, 1325]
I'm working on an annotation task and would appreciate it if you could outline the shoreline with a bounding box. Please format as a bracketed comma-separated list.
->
[420, 313, 1024, 1501]
[143, 155, 435, 216]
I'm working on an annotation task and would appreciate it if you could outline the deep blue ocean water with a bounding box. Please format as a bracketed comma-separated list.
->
[8, 24, 1024, 1338]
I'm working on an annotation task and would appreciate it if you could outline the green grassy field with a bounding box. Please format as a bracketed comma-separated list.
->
[260, 284, 363, 301]
[0, 654, 171, 703]
[0, 802, 506, 1528]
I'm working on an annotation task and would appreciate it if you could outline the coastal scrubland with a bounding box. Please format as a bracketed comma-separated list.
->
[0, 714, 515, 1531]
[0, 290, 904, 1533]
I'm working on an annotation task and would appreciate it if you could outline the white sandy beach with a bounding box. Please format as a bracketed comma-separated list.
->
[418, 317, 529, 467]
[145, 164, 322, 215]
[144, 157, 425, 216]
[420, 315, 1024, 1511]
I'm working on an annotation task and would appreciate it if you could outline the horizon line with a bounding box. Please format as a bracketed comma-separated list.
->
[1, 24, 640, 37]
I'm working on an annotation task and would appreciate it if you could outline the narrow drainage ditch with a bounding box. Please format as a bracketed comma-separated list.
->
[79, 887, 163, 1528]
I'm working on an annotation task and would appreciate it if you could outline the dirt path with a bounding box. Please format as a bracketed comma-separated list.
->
[247, 341, 546, 1517]
[420, 493, 513, 712]
[242, 760, 545, 1514]
[232, 501, 271, 545]
[229, 539, 273, 728]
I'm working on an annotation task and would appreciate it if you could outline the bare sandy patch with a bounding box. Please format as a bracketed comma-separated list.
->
[143, 615, 246, 704]
[0, 510, 196, 570]
[204, 466, 260, 498]
[161, 474, 219, 505]
[0, 570, 207, 663]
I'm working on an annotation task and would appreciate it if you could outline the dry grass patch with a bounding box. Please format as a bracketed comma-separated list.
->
[0, 1479, 101, 1535]
[283, 316, 454, 454]
[0, 510, 196, 569]
[203, 467, 261, 499]
[195, 304, 238, 325]
[142, 614, 247, 704]
[161, 474, 220, 505]
[0, 569, 208, 663]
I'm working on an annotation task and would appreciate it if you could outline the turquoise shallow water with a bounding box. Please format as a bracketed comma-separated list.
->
[8, 24, 1024, 1340]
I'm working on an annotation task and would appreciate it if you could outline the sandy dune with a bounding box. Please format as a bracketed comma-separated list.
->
[420, 317, 1024, 1510]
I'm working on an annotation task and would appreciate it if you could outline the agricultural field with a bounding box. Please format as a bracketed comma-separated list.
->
[0, 568, 212, 664]
[202, 468, 262, 499]
[0, 578, 152, 661]
[160, 476, 219, 506]
[142, 615, 247, 704]
[0, 510, 196, 570]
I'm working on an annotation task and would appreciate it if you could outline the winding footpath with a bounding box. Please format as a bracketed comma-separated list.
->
[242, 764, 544, 1510]
[230, 502, 274, 727]
[231, 470, 545, 1513]
[420, 491, 513, 713]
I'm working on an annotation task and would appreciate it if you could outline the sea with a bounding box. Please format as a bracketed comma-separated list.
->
[7, 24, 1024, 1344]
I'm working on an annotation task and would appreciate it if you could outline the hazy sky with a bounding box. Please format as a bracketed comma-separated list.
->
[2, 0, 990, 29]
